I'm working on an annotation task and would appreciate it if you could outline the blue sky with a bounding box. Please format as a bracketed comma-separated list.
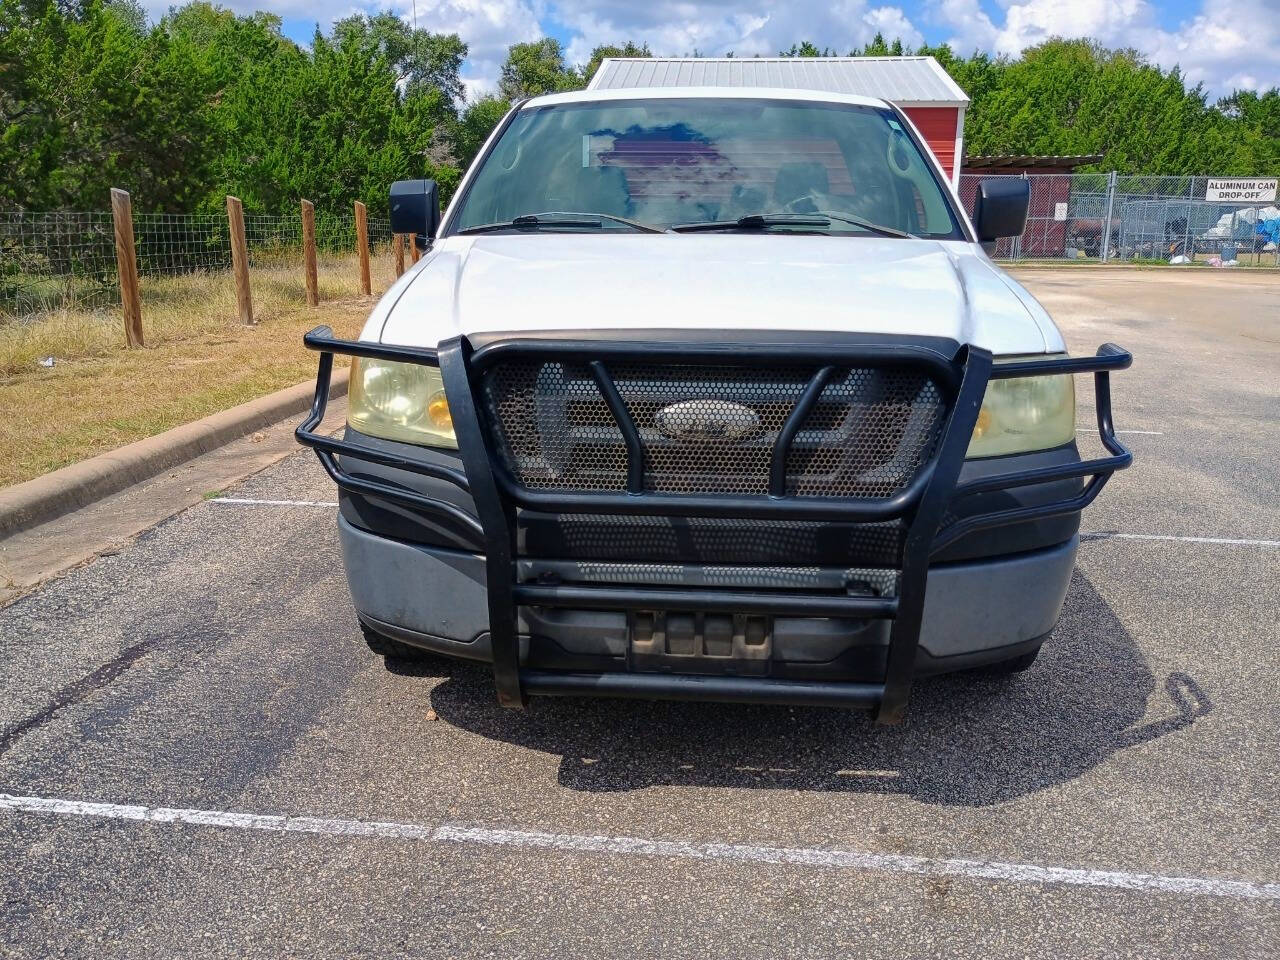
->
[219, 0, 1273, 102]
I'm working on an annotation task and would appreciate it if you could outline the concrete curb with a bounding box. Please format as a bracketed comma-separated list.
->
[0, 369, 348, 539]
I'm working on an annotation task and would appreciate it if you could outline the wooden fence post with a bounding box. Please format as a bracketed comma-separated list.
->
[354, 200, 371, 295]
[225, 195, 253, 325]
[393, 234, 405, 278]
[300, 199, 318, 306]
[110, 188, 144, 347]
[409, 236, 421, 264]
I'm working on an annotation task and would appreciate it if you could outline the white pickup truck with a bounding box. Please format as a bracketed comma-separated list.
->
[297, 87, 1132, 723]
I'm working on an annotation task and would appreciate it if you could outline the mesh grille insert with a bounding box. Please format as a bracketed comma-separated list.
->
[522, 514, 908, 568]
[786, 369, 944, 497]
[481, 357, 946, 499]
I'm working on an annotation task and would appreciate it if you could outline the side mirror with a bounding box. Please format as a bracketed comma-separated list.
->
[973, 178, 1029, 243]
[390, 179, 440, 247]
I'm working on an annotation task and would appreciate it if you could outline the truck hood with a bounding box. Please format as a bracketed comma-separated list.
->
[374, 234, 1062, 354]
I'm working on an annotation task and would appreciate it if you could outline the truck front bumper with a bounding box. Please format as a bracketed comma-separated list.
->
[341, 513, 1077, 678]
[296, 328, 1131, 721]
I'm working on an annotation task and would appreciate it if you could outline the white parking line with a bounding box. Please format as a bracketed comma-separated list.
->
[2, 791, 1276, 902]
[1082, 532, 1280, 548]
[210, 497, 338, 507]
[1076, 425, 1164, 435]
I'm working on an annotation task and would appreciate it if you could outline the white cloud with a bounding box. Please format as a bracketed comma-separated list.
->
[142, 0, 364, 26]
[931, 0, 1158, 56]
[926, 0, 997, 51]
[552, 0, 923, 68]
[1146, 0, 1278, 96]
[548, 0, 1269, 98]
[996, 0, 1154, 55]
[397, 0, 544, 95]
[427, 0, 1274, 98]
[863, 6, 925, 49]
[932, 0, 1278, 97]
[147, 0, 1276, 101]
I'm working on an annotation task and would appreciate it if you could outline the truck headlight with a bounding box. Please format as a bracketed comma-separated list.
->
[347, 358, 457, 449]
[967, 357, 1075, 458]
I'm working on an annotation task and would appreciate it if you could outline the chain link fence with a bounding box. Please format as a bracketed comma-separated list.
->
[2, 208, 393, 318]
[958, 173, 1280, 267]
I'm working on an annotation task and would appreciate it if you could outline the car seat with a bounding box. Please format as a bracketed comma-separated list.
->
[773, 162, 830, 212]
[569, 164, 634, 218]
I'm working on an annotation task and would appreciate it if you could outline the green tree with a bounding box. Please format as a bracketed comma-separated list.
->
[912, 37, 1278, 175]
[165, 4, 464, 213]
[333, 13, 467, 109]
[1, 0, 214, 210]
[780, 42, 834, 57]
[0, 0, 61, 208]
[579, 41, 650, 85]
[455, 95, 512, 168]
[1216, 89, 1280, 172]
[498, 38, 581, 99]
[855, 33, 891, 56]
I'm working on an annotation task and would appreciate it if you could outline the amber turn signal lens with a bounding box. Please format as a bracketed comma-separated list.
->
[972, 407, 992, 439]
[427, 391, 453, 430]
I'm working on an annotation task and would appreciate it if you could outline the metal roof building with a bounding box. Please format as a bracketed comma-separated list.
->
[587, 57, 970, 184]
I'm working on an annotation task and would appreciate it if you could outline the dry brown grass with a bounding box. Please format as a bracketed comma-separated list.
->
[0, 251, 397, 488]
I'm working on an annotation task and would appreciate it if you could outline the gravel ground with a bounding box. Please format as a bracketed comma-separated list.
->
[0, 269, 1277, 958]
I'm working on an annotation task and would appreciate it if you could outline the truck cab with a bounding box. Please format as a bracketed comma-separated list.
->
[297, 87, 1131, 723]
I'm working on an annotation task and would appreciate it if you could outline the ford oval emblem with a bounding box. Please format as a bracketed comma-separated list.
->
[655, 399, 761, 441]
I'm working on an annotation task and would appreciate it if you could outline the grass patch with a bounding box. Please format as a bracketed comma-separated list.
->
[0, 251, 396, 488]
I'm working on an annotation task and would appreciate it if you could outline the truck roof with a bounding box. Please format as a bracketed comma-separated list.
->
[521, 86, 893, 111]
[588, 56, 969, 107]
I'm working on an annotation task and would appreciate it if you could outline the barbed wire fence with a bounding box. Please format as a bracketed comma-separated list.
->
[1, 201, 396, 320]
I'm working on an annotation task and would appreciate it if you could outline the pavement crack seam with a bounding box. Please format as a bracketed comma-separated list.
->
[0, 637, 157, 757]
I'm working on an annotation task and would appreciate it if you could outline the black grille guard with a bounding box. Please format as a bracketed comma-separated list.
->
[297, 328, 1132, 723]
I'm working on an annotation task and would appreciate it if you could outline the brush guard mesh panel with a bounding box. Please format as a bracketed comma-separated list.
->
[481, 359, 945, 499]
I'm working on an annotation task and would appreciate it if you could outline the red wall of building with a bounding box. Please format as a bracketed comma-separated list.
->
[958, 165, 1074, 256]
[902, 106, 960, 180]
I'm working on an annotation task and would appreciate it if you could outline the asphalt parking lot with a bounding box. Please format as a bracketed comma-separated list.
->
[1, 268, 1278, 958]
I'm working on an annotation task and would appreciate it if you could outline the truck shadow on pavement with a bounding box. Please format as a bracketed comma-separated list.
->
[413, 570, 1212, 806]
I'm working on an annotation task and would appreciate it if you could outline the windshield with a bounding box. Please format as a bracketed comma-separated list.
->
[450, 97, 964, 238]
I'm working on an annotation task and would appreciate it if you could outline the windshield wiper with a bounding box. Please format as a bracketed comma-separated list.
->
[809, 210, 912, 239]
[669, 212, 912, 238]
[669, 214, 830, 233]
[458, 211, 663, 235]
